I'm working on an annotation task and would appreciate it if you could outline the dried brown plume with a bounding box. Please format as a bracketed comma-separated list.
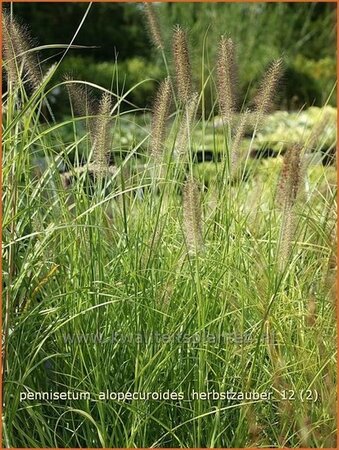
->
[172, 25, 192, 103]
[217, 35, 238, 124]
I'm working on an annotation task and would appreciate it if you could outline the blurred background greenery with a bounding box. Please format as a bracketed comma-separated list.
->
[10, 1, 337, 118]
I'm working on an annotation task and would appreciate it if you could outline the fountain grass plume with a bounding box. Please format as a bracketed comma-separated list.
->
[253, 58, 283, 127]
[174, 92, 199, 161]
[172, 25, 192, 103]
[65, 76, 97, 143]
[143, 2, 164, 50]
[90, 92, 113, 177]
[2, 11, 41, 90]
[2, 12, 20, 86]
[217, 35, 238, 125]
[277, 144, 302, 209]
[230, 109, 249, 177]
[150, 77, 172, 164]
[277, 144, 302, 270]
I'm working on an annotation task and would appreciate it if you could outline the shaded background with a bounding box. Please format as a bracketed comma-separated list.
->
[7, 2, 337, 117]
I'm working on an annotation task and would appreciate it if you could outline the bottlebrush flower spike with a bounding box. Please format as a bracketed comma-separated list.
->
[172, 25, 192, 103]
[150, 78, 172, 163]
[174, 92, 199, 160]
[143, 2, 164, 50]
[217, 35, 238, 125]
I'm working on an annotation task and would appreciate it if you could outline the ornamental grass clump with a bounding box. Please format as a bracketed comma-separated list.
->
[61, 88, 115, 187]
[2, 8, 336, 448]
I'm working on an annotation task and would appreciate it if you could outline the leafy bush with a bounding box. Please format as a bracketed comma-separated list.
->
[10, 2, 151, 61]
[288, 55, 336, 107]
[13, 2, 336, 114]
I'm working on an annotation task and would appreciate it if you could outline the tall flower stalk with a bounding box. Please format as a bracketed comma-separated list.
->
[174, 92, 199, 162]
[183, 177, 204, 255]
[90, 92, 113, 178]
[276, 144, 302, 271]
[216, 35, 237, 126]
[2, 11, 41, 90]
[172, 25, 192, 104]
[149, 78, 172, 181]
[143, 2, 164, 50]
[253, 58, 283, 129]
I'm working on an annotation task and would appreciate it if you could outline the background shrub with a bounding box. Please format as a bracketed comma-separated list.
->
[51, 56, 165, 119]
[12, 2, 337, 114]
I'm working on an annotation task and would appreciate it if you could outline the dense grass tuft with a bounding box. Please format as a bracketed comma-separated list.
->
[2, 9, 337, 448]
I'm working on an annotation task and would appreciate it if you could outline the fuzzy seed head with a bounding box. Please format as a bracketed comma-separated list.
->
[254, 58, 283, 126]
[172, 25, 192, 103]
[2, 12, 41, 90]
[2, 13, 19, 85]
[60, 164, 117, 189]
[91, 92, 113, 176]
[217, 35, 238, 124]
[230, 109, 249, 176]
[183, 178, 204, 255]
[150, 78, 172, 162]
[174, 92, 199, 160]
[278, 208, 296, 271]
[143, 2, 164, 50]
[277, 144, 302, 209]
[277, 144, 302, 271]
[65, 77, 97, 143]
[15, 26, 41, 90]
